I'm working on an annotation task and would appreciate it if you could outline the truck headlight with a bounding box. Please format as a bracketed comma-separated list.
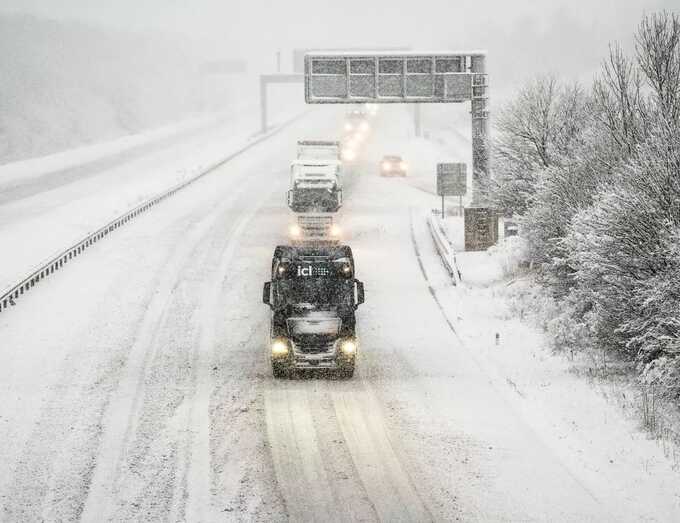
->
[382, 162, 391, 170]
[330, 224, 341, 237]
[339, 339, 357, 355]
[344, 122, 353, 132]
[399, 161, 408, 170]
[289, 224, 302, 238]
[271, 339, 290, 356]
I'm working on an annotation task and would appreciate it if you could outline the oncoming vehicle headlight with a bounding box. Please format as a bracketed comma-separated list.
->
[382, 161, 391, 170]
[359, 121, 369, 132]
[342, 149, 356, 161]
[344, 122, 353, 132]
[330, 224, 341, 237]
[339, 339, 357, 355]
[399, 161, 408, 170]
[271, 339, 290, 356]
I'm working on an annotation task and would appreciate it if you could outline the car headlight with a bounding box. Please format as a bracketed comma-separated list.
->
[344, 122, 353, 131]
[399, 161, 408, 170]
[271, 339, 290, 356]
[339, 339, 357, 355]
[382, 162, 391, 170]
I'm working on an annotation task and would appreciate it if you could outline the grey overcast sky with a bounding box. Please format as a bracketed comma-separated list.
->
[1, 0, 676, 92]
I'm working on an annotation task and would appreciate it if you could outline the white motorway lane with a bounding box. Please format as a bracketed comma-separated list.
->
[0, 105, 675, 522]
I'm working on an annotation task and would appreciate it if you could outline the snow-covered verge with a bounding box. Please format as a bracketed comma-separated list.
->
[488, 12, 680, 419]
[0, 14, 250, 164]
[418, 218, 680, 516]
[502, 264, 680, 461]
[0, 98, 308, 295]
[439, 215, 680, 470]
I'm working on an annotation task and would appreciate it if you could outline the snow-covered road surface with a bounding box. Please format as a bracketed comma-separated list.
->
[1, 106, 678, 521]
[0, 100, 302, 295]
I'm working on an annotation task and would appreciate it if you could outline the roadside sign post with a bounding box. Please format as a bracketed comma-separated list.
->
[437, 163, 467, 219]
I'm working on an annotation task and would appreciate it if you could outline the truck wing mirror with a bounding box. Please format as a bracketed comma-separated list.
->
[355, 280, 365, 308]
[263, 282, 272, 306]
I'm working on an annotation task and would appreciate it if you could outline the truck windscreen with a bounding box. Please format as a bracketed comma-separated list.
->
[277, 279, 353, 307]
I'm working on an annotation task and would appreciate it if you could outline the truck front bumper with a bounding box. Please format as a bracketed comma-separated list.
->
[272, 347, 354, 370]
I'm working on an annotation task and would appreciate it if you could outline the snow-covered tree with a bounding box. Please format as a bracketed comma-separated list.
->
[493, 11, 680, 399]
[490, 76, 591, 216]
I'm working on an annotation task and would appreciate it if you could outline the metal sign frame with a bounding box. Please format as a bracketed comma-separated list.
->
[305, 52, 485, 104]
[302, 50, 493, 250]
[293, 47, 410, 74]
[259, 73, 304, 133]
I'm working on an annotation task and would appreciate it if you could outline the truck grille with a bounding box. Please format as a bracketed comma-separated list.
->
[294, 341, 335, 355]
[296, 214, 336, 242]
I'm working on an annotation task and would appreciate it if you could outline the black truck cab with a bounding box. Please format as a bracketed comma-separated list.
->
[263, 245, 364, 378]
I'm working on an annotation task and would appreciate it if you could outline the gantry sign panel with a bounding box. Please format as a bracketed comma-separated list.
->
[304, 52, 485, 104]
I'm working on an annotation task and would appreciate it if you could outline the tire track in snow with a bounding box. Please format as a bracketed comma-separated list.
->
[79, 180, 255, 522]
[331, 382, 433, 522]
[180, 173, 281, 522]
[264, 384, 338, 521]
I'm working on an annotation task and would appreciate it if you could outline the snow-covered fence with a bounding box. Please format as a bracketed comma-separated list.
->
[0, 112, 306, 314]
[427, 213, 461, 285]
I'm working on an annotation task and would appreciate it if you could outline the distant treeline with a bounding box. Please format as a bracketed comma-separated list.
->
[490, 11, 680, 401]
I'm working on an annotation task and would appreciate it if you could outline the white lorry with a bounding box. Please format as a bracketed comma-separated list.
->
[287, 141, 343, 213]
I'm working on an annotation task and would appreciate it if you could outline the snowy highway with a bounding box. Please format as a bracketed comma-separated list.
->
[1, 106, 679, 522]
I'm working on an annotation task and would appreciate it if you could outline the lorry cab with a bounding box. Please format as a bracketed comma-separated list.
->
[287, 160, 343, 213]
[263, 245, 364, 378]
